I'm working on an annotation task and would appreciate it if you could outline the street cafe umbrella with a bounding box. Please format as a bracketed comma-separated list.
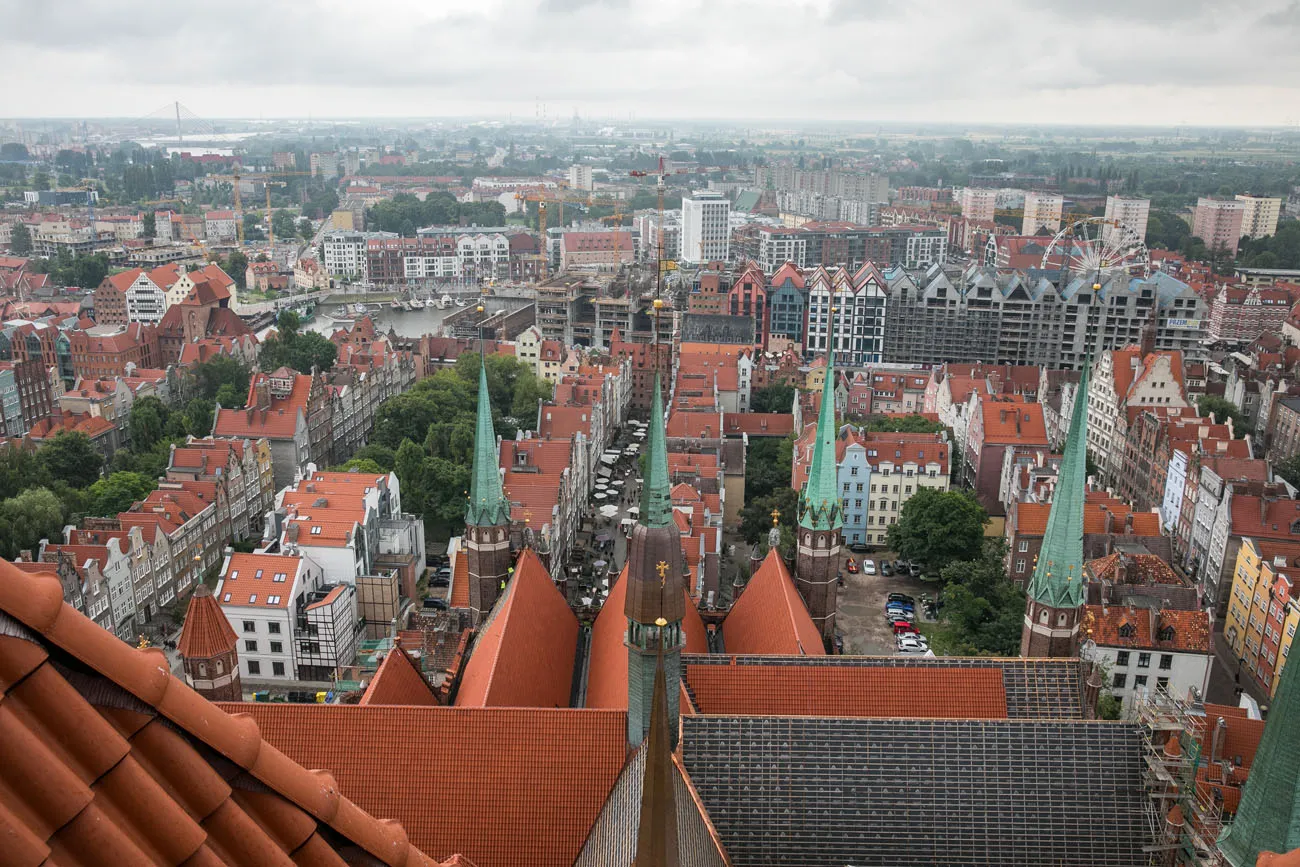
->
[595, 533, 613, 543]
[594, 559, 608, 568]
[595, 492, 608, 499]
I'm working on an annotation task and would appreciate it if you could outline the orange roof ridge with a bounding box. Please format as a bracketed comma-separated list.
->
[0, 560, 439, 867]
[176, 583, 238, 659]
[455, 548, 579, 708]
[723, 549, 825, 656]
[360, 644, 439, 707]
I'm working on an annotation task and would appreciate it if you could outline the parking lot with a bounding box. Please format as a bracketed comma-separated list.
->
[835, 551, 936, 655]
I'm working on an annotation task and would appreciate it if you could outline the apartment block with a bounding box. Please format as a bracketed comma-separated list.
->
[1235, 194, 1283, 240]
[681, 190, 731, 264]
[1021, 192, 1064, 236]
[1104, 196, 1151, 241]
[1192, 198, 1245, 256]
[959, 187, 998, 223]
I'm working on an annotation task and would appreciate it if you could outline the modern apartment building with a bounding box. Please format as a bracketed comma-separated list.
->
[1104, 196, 1151, 241]
[1192, 198, 1245, 256]
[959, 187, 998, 223]
[1022, 192, 1064, 236]
[756, 224, 946, 272]
[568, 164, 594, 191]
[1235, 194, 1283, 240]
[320, 230, 396, 280]
[681, 190, 731, 264]
[804, 264, 887, 367]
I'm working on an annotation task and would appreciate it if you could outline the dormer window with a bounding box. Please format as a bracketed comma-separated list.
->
[311, 526, 322, 535]
[1118, 622, 1136, 639]
[1158, 625, 1176, 642]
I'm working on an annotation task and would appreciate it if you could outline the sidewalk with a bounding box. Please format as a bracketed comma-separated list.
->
[1208, 625, 1269, 708]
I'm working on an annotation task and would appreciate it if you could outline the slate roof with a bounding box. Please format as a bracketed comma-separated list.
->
[681, 716, 1153, 867]
[722, 550, 824, 656]
[0, 562, 441, 867]
[454, 548, 578, 708]
[216, 704, 628, 867]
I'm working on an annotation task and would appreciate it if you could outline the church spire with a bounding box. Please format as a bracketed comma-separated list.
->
[466, 362, 509, 527]
[640, 373, 672, 529]
[1025, 359, 1089, 609]
[1217, 643, 1300, 865]
[633, 649, 680, 867]
[799, 302, 840, 531]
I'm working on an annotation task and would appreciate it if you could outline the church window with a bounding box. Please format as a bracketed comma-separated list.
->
[1057, 613, 1068, 626]
[215, 660, 224, 675]
[1039, 609, 1049, 624]
[198, 662, 207, 678]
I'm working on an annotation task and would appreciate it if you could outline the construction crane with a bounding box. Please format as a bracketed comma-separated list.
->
[206, 169, 313, 243]
[630, 157, 688, 286]
[513, 191, 551, 280]
[265, 181, 288, 246]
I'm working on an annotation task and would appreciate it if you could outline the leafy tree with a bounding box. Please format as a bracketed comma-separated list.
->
[745, 435, 794, 502]
[9, 221, 32, 255]
[331, 458, 387, 474]
[298, 217, 314, 240]
[242, 211, 265, 241]
[258, 319, 337, 375]
[190, 355, 251, 403]
[739, 487, 799, 548]
[365, 192, 505, 235]
[1196, 396, 1246, 437]
[0, 488, 65, 560]
[861, 414, 946, 433]
[142, 212, 156, 239]
[183, 397, 215, 438]
[936, 540, 1025, 656]
[37, 431, 103, 489]
[225, 252, 250, 290]
[350, 443, 397, 471]
[0, 444, 50, 500]
[750, 383, 794, 414]
[271, 209, 297, 241]
[886, 487, 988, 570]
[128, 396, 169, 452]
[1276, 453, 1300, 490]
[0, 142, 28, 160]
[86, 471, 157, 517]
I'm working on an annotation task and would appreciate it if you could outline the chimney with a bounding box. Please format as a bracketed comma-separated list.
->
[1209, 716, 1226, 765]
[1103, 506, 1114, 535]
[1115, 553, 1129, 585]
[1124, 513, 1134, 535]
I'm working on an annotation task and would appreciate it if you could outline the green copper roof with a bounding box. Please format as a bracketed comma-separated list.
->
[640, 374, 672, 529]
[799, 310, 841, 531]
[1026, 360, 1089, 608]
[466, 362, 510, 527]
[1218, 646, 1300, 865]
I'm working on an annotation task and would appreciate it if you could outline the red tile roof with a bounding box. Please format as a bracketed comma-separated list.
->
[723, 412, 794, 437]
[450, 539, 470, 609]
[723, 549, 826, 656]
[1082, 606, 1212, 653]
[1230, 496, 1300, 541]
[217, 553, 301, 609]
[685, 665, 1009, 718]
[0, 562, 440, 867]
[360, 646, 439, 707]
[176, 584, 238, 659]
[218, 704, 626, 867]
[584, 566, 710, 710]
[455, 549, 579, 708]
[666, 410, 723, 439]
[979, 399, 1048, 446]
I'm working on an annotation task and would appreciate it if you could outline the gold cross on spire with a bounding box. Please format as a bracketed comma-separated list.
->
[656, 560, 669, 587]
[770, 507, 781, 527]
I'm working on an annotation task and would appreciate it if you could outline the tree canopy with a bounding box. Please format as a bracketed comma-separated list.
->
[86, 472, 158, 517]
[750, 383, 794, 414]
[37, 432, 103, 489]
[258, 310, 336, 374]
[0, 488, 65, 560]
[859, 414, 946, 434]
[1196, 395, 1247, 437]
[886, 487, 988, 570]
[936, 540, 1025, 656]
[189, 355, 251, 404]
[366, 193, 505, 235]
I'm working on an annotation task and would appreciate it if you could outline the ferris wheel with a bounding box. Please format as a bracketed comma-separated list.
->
[1040, 216, 1150, 281]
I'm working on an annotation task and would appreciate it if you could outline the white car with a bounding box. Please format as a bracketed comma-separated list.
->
[863, 559, 877, 575]
[896, 635, 929, 653]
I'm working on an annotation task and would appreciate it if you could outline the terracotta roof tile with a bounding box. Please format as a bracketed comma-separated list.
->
[218, 554, 301, 609]
[449, 539, 470, 609]
[685, 664, 1009, 718]
[1082, 605, 1212, 653]
[215, 704, 626, 867]
[723, 412, 794, 436]
[177, 584, 238, 659]
[0, 562, 440, 867]
[455, 549, 579, 708]
[360, 646, 439, 707]
[723, 549, 826, 656]
[584, 566, 709, 710]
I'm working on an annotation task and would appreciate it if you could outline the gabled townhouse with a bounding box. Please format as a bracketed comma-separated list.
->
[213, 367, 334, 490]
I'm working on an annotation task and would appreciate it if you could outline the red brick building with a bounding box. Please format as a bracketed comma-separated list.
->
[68, 322, 161, 380]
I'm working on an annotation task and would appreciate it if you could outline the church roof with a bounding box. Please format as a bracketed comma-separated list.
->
[641, 374, 673, 528]
[455, 548, 578, 708]
[359, 645, 439, 707]
[798, 307, 841, 531]
[585, 566, 709, 710]
[466, 362, 510, 527]
[0, 560, 440, 867]
[175, 582, 237, 659]
[1218, 638, 1300, 866]
[1026, 356, 1089, 608]
[722, 549, 824, 656]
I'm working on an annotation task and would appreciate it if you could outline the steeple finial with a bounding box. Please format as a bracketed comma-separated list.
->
[633, 648, 681, 867]
[1026, 357, 1090, 608]
[640, 373, 672, 528]
[799, 301, 841, 531]
[466, 361, 509, 526]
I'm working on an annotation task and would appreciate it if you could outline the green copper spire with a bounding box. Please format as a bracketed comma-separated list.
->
[466, 362, 510, 526]
[1218, 644, 1300, 864]
[799, 301, 841, 531]
[640, 374, 672, 529]
[1026, 359, 1089, 608]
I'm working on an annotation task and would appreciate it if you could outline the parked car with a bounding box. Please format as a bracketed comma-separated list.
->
[886, 609, 916, 623]
[880, 562, 893, 576]
[863, 559, 877, 575]
[846, 559, 859, 574]
[422, 597, 449, 611]
[894, 559, 907, 573]
[891, 620, 919, 635]
[897, 634, 929, 653]
[430, 574, 451, 588]
[848, 542, 869, 553]
[908, 563, 923, 577]
[888, 593, 916, 605]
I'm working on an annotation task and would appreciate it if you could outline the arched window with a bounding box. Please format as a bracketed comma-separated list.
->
[1039, 609, 1049, 624]
[198, 662, 207, 678]
[215, 660, 224, 675]
[1057, 613, 1068, 627]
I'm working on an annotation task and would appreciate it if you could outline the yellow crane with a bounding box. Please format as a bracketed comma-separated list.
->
[514, 191, 551, 280]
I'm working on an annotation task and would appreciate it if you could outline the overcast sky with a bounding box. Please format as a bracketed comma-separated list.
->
[3, 0, 1298, 126]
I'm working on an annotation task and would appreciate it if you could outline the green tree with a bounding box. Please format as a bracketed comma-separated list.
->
[886, 487, 988, 570]
[37, 431, 103, 489]
[750, 383, 795, 413]
[0, 444, 50, 500]
[739, 487, 799, 548]
[298, 217, 314, 240]
[243, 211, 265, 241]
[9, 221, 32, 255]
[745, 435, 794, 502]
[142, 212, 156, 239]
[349, 443, 397, 471]
[86, 471, 157, 517]
[128, 396, 169, 452]
[183, 397, 215, 437]
[0, 488, 65, 560]
[332, 458, 387, 474]
[1196, 396, 1246, 437]
[1276, 454, 1300, 490]
[271, 209, 296, 241]
[225, 251, 249, 290]
[190, 355, 251, 402]
[936, 540, 1025, 655]
[862, 414, 946, 434]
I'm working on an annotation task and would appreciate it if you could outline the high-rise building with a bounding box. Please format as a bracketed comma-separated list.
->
[1022, 191, 1064, 236]
[1192, 197, 1245, 256]
[959, 187, 998, 223]
[568, 164, 594, 192]
[1235, 194, 1282, 240]
[680, 191, 730, 264]
[1103, 196, 1151, 241]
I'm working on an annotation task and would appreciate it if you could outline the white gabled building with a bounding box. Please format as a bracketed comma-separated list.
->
[1084, 605, 1213, 714]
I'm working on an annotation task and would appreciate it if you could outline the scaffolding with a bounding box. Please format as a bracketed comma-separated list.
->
[1132, 686, 1226, 866]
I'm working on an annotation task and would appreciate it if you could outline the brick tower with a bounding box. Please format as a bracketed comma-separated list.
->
[176, 583, 242, 701]
[465, 361, 513, 624]
[1020, 358, 1089, 657]
[625, 375, 688, 748]
[795, 304, 842, 650]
